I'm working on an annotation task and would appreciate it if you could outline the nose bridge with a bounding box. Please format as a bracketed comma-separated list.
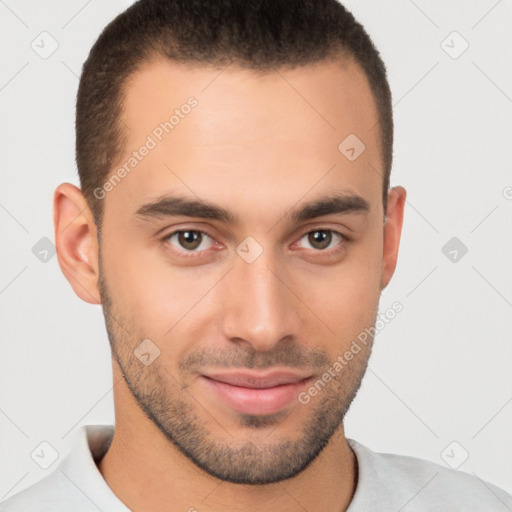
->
[220, 246, 300, 351]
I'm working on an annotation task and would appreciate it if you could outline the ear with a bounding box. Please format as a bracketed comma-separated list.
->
[380, 186, 406, 290]
[53, 183, 101, 304]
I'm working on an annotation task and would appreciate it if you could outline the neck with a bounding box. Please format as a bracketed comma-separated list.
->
[98, 370, 358, 512]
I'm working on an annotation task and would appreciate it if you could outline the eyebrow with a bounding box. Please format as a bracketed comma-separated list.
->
[134, 192, 370, 226]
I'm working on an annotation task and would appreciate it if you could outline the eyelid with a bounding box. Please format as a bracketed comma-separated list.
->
[293, 228, 348, 252]
[161, 228, 219, 258]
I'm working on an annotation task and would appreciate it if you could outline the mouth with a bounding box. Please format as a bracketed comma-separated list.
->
[200, 370, 314, 416]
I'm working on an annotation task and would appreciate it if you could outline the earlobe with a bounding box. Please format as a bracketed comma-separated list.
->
[380, 186, 407, 290]
[53, 183, 101, 304]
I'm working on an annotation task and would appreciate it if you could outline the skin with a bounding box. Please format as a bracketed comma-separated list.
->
[54, 55, 406, 512]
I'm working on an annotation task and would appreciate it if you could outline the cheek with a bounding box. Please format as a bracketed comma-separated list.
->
[100, 234, 222, 342]
[342, 233, 383, 325]
[99, 234, 171, 328]
[292, 231, 383, 341]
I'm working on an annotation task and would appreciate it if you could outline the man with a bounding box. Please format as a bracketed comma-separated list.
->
[1, 0, 510, 510]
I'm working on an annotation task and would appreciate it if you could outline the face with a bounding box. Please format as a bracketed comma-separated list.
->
[92, 56, 400, 484]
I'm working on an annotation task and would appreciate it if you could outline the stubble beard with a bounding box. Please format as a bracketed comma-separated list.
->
[97, 267, 374, 484]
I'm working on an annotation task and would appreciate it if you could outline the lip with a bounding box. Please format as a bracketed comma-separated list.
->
[203, 370, 312, 388]
[200, 370, 313, 416]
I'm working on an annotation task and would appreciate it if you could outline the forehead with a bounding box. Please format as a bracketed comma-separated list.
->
[105, 56, 383, 225]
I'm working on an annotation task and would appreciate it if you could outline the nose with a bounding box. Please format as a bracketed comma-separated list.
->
[219, 247, 302, 353]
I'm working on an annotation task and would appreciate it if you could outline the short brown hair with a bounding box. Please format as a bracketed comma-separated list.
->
[76, 0, 393, 224]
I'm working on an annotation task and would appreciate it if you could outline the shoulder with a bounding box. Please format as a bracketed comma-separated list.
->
[0, 471, 84, 512]
[347, 438, 512, 511]
[0, 424, 122, 512]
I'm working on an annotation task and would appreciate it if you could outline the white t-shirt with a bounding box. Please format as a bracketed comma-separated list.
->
[1, 424, 510, 511]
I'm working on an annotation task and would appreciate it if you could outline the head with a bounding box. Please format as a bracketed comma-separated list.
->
[54, 0, 406, 485]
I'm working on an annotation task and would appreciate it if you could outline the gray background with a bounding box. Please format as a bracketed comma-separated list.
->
[1, 0, 511, 501]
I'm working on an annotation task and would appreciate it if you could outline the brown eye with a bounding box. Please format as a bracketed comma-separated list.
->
[165, 230, 214, 253]
[308, 230, 332, 250]
[177, 231, 202, 250]
[297, 229, 345, 251]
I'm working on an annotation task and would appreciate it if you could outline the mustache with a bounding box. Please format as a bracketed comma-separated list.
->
[179, 342, 330, 373]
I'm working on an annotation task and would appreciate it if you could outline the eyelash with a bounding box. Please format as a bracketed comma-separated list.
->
[160, 228, 349, 259]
